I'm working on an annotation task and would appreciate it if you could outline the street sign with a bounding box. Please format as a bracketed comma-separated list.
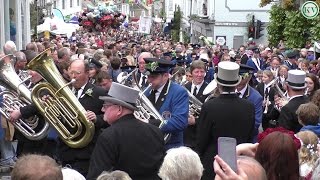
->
[216, 36, 226, 46]
[301, 1, 319, 19]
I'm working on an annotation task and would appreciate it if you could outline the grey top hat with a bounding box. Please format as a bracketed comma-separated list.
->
[286, 70, 307, 89]
[214, 61, 242, 87]
[99, 83, 140, 110]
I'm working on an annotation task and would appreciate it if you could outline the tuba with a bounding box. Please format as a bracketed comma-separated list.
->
[27, 49, 95, 148]
[0, 54, 49, 140]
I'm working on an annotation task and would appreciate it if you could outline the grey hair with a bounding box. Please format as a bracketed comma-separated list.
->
[3, 41, 17, 55]
[158, 146, 203, 180]
[97, 170, 132, 180]
[137, 52, 153, 62]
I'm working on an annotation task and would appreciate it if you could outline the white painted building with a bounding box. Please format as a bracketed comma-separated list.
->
[0, 0, 83, 51]
[0, 0, 31, 51]
[181, 0, 273, 49]
[52, 0, 82, 16]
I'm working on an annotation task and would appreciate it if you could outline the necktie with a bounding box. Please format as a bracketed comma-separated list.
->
[141, 76, 146, 88]
[193, 86, 197, 96]
[264, 87, 269, 98]
[149, 89, 157, 104]
[74, 88, 80, 98]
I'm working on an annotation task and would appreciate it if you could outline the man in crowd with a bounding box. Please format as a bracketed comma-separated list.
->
[196, 61, 255, 179]
[136, 52, 152, 89]
[236, 64, 263, 142]
[87, 83, 164, 180]
[184, 60, 209, 149]
[144, 58, 189, 150]
[274, 70, 309, 133]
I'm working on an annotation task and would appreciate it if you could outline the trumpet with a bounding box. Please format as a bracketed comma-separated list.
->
[268, 78, 288, 111]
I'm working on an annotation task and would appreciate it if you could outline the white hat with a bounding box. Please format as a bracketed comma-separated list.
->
[62, 168, 86, 180]
[286, 70, 307, 89]
[214, 61, 242, 87]
[308, 47, 315, 52]
[99, 83, 140, 110]
[229, 50, 236, 58]
[265, 47, 271, 51]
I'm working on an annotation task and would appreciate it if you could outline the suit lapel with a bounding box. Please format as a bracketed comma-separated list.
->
[154, 80, 170, 110]
[79, 83, 93, 101]
[243, 86, 250, 99]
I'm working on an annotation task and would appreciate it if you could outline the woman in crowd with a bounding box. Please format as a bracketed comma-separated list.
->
[305, 73, 320, 99]
[255, 130, 300, 180]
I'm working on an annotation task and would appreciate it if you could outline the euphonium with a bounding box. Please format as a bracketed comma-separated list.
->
[27, 49, 95, 148]
[0, 54, 49, 140]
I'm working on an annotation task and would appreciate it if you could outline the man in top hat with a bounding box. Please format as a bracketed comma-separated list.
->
[236, 64, 263, 142]
[87, 83, 165, 180]
[144, 58, 189, 150]
[284, 51, 299, 70]
[196, 61, 255, 179]
[275, 70, 309, 133]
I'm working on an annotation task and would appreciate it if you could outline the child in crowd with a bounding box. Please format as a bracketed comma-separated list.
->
[297, 102, 320, 136]
[296, 131, 319, 179]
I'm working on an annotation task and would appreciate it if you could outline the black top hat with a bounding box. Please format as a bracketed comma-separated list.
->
[163, 51, 172, 57]
[88, 58, 103, 69]
[239, 64, 255, 75]
[143, 58, 175, 74]
[286, 51, 298, 59]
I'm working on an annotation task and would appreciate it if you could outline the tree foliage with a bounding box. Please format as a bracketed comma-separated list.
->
[283, 10, 311, 48]
[171, 6, 182, 42]
[267, 5, 286, 47]
[262, 0, 320, 48]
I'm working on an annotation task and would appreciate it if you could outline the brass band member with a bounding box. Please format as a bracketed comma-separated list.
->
[144, 58, 189, 150]
[183, 60, 209, 149]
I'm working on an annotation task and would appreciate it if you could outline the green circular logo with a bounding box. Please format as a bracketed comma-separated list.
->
[301, 1, 319, 19]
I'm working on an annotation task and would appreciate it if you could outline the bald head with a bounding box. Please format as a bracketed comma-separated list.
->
[138, 52, 153, 72]
[3, 41, 17, 55]
[238, 156, 267, 180]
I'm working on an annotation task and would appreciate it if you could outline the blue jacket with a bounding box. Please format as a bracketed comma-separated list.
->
[145, 81, 189, 149]
[242, 86, 263, 142]
[300, 125, 320, 137]
[246, 58, 263, 73]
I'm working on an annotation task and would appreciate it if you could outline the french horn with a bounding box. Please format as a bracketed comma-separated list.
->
[27, 49, 95, 148]
[0, 54, 49, 140]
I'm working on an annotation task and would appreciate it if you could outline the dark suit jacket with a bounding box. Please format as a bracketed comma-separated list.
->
[183, 81, 209, 149]
[87, 114, 165, 180]
[196, 94, 255, 180]
[278, 95, 308, 133]
[256, 82, 276, 102]
[57, 83, 108, 176]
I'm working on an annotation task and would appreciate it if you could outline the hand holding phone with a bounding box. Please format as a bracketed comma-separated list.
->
[218, 137, 237, 172]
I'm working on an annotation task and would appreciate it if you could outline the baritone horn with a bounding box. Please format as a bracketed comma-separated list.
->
[0, 54, 49, 140]
[27, 49, 95, 148]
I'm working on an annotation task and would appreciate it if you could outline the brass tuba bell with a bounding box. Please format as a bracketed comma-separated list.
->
[0, 54, 49, 140]
[27, 49, 95, 148]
